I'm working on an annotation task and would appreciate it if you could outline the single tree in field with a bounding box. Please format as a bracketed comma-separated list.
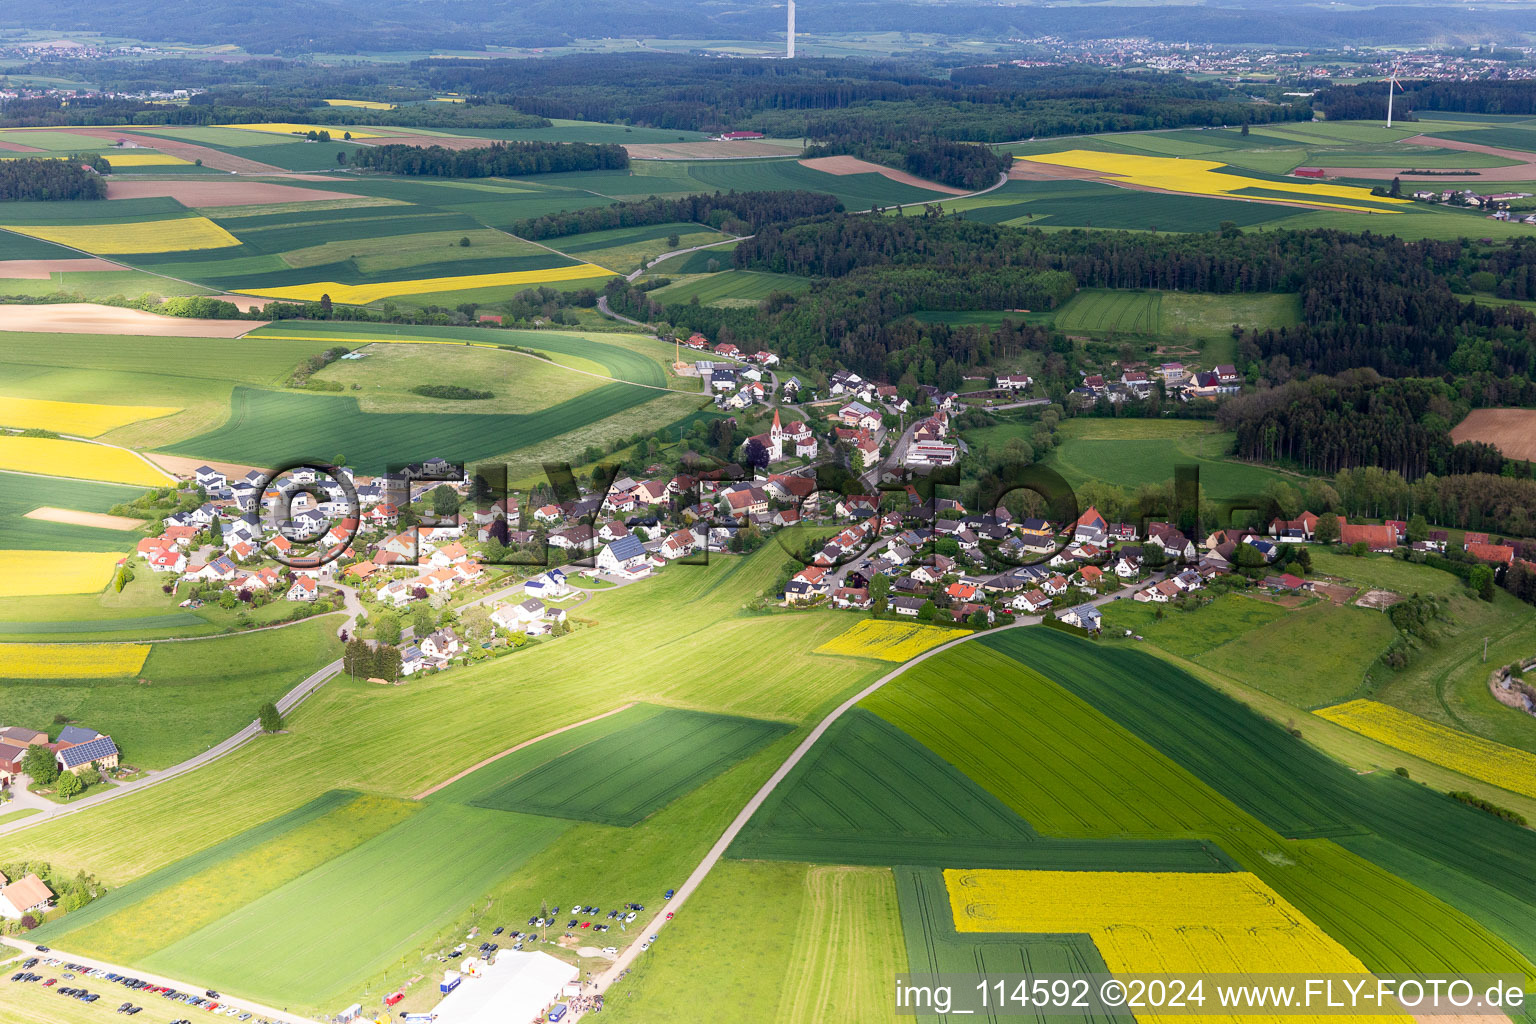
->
[56, 771, 83, 801]
[22, 742, 58, 785]
[259, 702, 284, 733]
[320, 294, 333, 314]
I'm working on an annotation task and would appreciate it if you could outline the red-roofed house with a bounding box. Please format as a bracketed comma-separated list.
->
[1338, 522, 1399, 552]
[1467, 543, 1515, 566]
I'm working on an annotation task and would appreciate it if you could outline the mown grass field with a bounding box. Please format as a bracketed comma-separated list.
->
[468, 706, 792, 826]
[0, 616, 342, 769]
[600, 859, 901, 1024]
[547, 220, 732, 274]
[141, 802, 568, 1008]
[1039, 420, 1291, 503]
[1194, 600, 1395, 709]
[37, 792, 416, 963]
[310, 340, 602, 415]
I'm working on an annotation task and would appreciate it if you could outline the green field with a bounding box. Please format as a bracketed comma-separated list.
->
[0, 330, 343, 450]
[0, 471, 147, 552]
[1099, 592, 1292, 658]
[1051, 288, 1302, 340]
[160, 379, 659, 473]
[0, 615, 342, 769]
[1040, 420, 1292, 503]
[978, 629, 1536, 972]
[141, 801, 567, 1007]
[466, 706, 792, 826]
[0, 268, 214, 301]
[310, 340, 603, 415]
[1194, 600, 1396, 708]
[602, 859, 905, 1024]
[897, 865, 1128, 1024]
[549, 220, 733, 274]
[648, 268, 809, 306]
[731, 707, 1231, 870]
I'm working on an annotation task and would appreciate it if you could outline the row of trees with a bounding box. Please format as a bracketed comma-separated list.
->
[802, 139, 1011, 190]
[346, 141, 627, 178]
[510, 189, 841, 241]
[0, 156, 106, 201]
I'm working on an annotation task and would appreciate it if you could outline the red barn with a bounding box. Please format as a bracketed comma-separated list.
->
[1293, 167, 1326, 178]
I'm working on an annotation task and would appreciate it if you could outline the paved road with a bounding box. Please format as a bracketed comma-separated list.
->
[0, 936, 318, 1024]
[0, 586, 369, 839]
[588, 572, 1162, 999]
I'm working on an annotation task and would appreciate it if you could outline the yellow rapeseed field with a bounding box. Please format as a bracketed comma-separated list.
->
[235, 263, 614, 304]
[1021, 150, 1411, 214]
[2, 642, 151, 679]
[219, 122, 383, 138]
[1316, 699, 1536, 800]
[0, 551, 124, 597]
[947, 869, 1402, 1024]
[815, 619, 967, 661]
[0, 396, 180, 437]
[3, 216, 241, 254]
[102, 152, 192, 167]
[322, 99, 396, 110]
[0, 436, 172, 486]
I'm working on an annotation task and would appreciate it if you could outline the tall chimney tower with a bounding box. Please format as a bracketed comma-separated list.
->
[787, 0, 796, 58]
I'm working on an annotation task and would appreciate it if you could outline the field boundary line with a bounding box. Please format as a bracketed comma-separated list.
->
[412, 701, 639, 800]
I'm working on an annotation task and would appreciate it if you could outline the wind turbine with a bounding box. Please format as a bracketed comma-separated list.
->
[1386, 62, 1402, 128]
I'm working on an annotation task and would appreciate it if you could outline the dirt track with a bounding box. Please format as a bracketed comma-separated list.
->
[105, 178, 363, 206]
[0, 257, 127, 279]
[142, 453, 266, 481]
[799, 155, 968, 195]
[0, 302, 266, 338]
[1450, 408, 1536, 461]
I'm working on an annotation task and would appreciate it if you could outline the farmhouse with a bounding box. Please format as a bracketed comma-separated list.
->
[1467, 542, 1515, 566]
[55, 731, 119, 774]
[1338, 521, 1399, 552]
[0, 873, 53, 920]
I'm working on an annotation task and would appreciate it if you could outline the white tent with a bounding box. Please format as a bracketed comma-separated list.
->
[433, 951, 579, 1024]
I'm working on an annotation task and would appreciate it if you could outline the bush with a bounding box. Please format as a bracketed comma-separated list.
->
[1449, 789, 1527, 826]
[411, 384, 493, 401]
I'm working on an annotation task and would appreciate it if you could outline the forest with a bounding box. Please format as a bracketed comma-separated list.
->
[0, 93, 550, 131]
[425, 57, 1315, 141]
[803, 138, 1011, 190]
[509, 190, 842, 241]
[0, 157, 106, 201]
[733, 216, 1536, 379]
[1216, 373, 1513, 479]
[345, 140, 627, 177]
[1316, 79, 1536, 121]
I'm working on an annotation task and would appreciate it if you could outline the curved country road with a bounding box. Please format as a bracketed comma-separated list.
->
[587, 571, 1163, 1004]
